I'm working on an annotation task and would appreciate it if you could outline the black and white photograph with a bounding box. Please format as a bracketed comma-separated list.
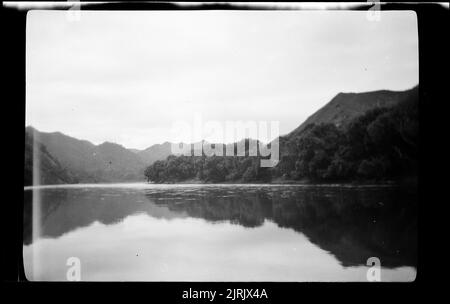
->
[21, 6, 421, 283]
[3, 2, 447, 293]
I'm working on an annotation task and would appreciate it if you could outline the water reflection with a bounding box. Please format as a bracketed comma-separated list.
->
[142, 186, 417, 268]
[23, 184, 417, 280]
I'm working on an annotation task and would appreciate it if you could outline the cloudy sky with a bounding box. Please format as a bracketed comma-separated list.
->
[26, 10, 418, 149]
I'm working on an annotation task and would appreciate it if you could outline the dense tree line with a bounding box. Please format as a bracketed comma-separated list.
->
[145, 89, 418, 183]
[144, 154, 272, 183]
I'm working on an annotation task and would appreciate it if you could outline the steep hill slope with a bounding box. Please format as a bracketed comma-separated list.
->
[24, 131, 77, 186]
[288, 86, 418, 137]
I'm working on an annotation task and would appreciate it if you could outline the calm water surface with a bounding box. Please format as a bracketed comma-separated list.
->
[23, 183, 417, 281]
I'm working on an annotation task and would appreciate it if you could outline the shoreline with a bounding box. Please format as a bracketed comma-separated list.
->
[24, 176, 417, 189]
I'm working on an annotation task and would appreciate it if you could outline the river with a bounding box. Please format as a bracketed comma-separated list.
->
[23, 183, 417, 281]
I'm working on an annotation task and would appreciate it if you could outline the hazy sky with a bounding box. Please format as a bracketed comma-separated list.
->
[26, 10, 418, 149]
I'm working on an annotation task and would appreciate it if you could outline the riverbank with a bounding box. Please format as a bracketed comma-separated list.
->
[26, 175, 417, 188]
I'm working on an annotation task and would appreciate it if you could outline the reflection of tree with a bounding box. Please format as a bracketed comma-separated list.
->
[154, 189, 272, 227]
[149, 186, 417, 268]
[271, 188, 417, 267]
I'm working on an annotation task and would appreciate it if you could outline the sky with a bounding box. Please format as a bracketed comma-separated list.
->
[26, 10, 418, 149]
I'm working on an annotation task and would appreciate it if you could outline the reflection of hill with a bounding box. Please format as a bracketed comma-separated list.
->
[24, 186, 417, 268]
[271, 188, 417, 267]
[23, 188, 186, 245]
[146, 186, 417, 268]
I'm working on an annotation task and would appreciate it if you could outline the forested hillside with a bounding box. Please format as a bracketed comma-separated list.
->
[145, 86, 418, 183]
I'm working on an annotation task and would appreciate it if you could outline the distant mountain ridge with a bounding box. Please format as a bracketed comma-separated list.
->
[137, 142, 174, 165]
[25, 127, 145, 184]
